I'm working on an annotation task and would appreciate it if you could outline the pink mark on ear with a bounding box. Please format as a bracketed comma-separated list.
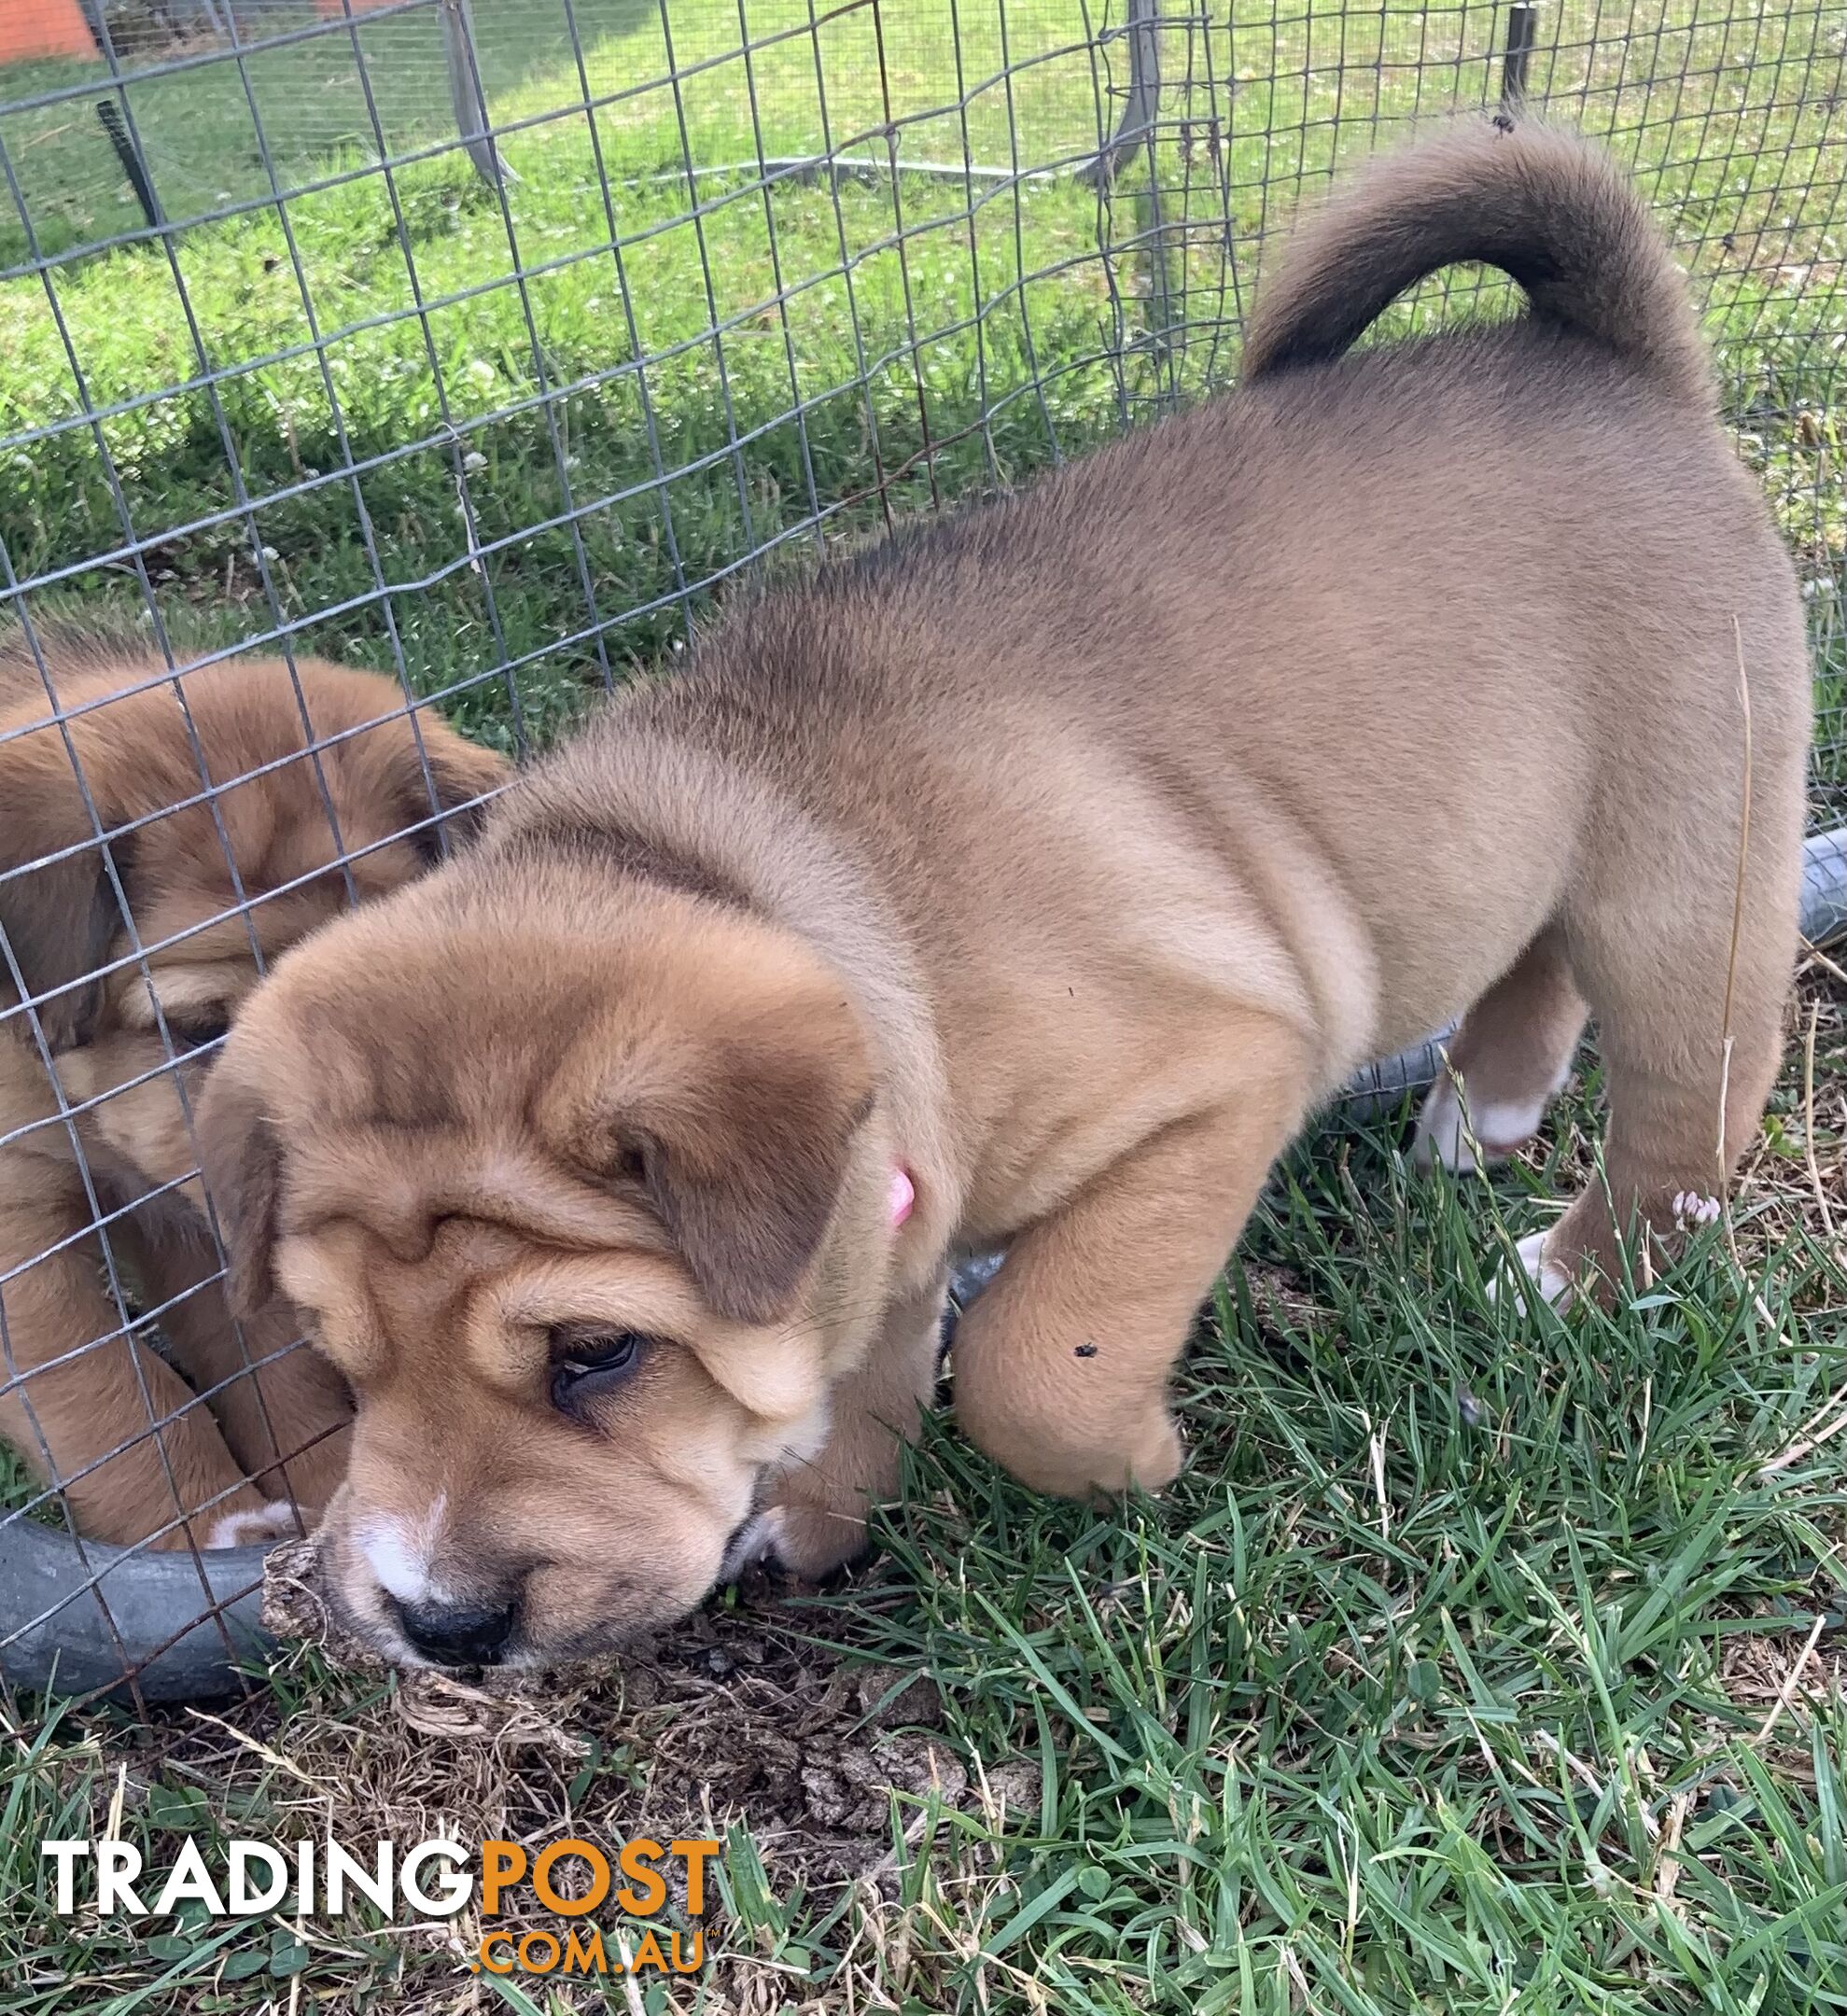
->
[889, 1165, 915, 1229]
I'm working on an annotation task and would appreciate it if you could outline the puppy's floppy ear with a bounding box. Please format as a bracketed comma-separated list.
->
[387, 720, 510, 864]
[195, 1051, 285, 1320]
[601, 995, 875, 1326]
[0, 730, 130, 1050]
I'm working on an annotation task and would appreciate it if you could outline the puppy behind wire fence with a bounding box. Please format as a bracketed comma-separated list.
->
[0, 0, 1842, 1705]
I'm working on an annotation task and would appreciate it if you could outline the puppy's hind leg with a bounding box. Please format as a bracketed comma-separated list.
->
[1413, 924, 1587, 1174]
[1522, 787, 1802, 1304]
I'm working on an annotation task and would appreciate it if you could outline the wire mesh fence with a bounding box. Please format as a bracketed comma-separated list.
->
[0, 0, 1841, 1707]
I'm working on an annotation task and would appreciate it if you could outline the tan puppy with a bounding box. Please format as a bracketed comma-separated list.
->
[199, 121, 1808, 1669]
[0, 633, 507, 1549]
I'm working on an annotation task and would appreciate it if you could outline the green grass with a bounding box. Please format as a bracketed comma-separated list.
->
[1, 5, 1845, 2011]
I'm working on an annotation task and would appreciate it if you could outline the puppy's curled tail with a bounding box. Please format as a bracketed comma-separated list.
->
[1241, 118, 1713, 407]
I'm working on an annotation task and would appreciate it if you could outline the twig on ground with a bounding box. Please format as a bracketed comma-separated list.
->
[1801, 941, 1847, 988]
[1752, 1612, 1827, 1745]
[1655, 1790, 1692, 1910]
[1716, 614, 1756, 1279]
[1803, 998, 1836, 1238]
[184, 1707, 324, 1788]
[1759, 1381, 1847, 1477]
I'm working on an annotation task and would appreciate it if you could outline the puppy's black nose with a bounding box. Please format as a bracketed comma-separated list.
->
[394, 1596, 516, 1666]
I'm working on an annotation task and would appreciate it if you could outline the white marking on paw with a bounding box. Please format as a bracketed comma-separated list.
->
[1672, 1191, 1721, 1229]
[357, 1491, 449, 1605]
[1412, 1077, 1473, 1172]
[1486, 1228, 1574, 1311]
[720, 1507, 783, 1581]
[205, 1500, 301, 1550]
[1475, 1094, 1548, 1148]
[1413, 1077, 1548, 1174]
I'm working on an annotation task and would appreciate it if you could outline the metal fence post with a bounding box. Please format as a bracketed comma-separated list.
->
[95, 98, 161, 231]
[1134, 0, 1179, 397]
[1501, 1, 1540, 108]
[441, 0, 507, 189]
[1085, 0, 1179, 408]
[1084, 0, 1163, 190]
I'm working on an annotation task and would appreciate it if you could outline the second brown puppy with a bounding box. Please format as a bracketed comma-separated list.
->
[200, 121, 1808, 1670]
[0, 635, 507, 1549]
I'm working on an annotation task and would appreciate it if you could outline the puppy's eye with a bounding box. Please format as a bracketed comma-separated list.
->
[549, 1328, 650, 1411]
[166, 1007, 231, 1052]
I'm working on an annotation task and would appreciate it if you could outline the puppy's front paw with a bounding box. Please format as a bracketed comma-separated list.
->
[206, 1500, 303, 1550]
[1112, 1407, 1185, 1494]
[1672, 1191, 1722, 1229]
[1412, 1074, 1550, 1175]
[719, 1508, 783, 1582]
[961, 1394, 1184, 1500]
[744, 1502, 875, 1584]
[1486, 1228, 1574, 1313]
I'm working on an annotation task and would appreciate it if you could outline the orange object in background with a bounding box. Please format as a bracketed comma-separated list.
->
[0, 0, 99, 63]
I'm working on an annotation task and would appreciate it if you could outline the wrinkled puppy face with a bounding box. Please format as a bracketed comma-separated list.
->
[0, 652, 507, 1200]
[198, 864, 891, 1666]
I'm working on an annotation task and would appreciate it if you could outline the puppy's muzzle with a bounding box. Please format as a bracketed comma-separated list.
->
[392, 1593, 518, 1667]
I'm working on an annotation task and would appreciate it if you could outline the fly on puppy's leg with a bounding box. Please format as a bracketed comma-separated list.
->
[761, 1272, 948, 1581]
[952, 1034, 1309, 1500]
